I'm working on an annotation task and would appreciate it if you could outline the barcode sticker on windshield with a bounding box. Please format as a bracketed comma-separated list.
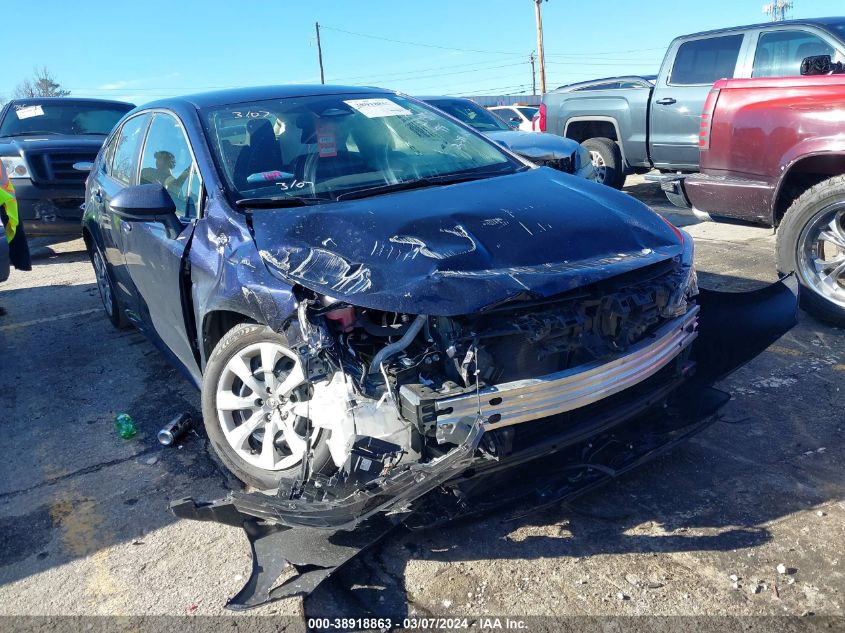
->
[344, 98, 411, 119]
[15, 105, 45, 119]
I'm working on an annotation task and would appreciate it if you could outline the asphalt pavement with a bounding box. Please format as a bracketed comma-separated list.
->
[0, 176, 842, 621]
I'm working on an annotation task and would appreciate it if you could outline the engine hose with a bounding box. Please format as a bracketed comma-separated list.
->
[367, 314, 427, 374]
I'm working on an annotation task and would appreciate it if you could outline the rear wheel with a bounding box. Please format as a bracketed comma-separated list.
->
[776, 175, 845, 326]
[582, 137, 626, 189]
[201, 323, 334, 490]
[90, 244, 128, 328]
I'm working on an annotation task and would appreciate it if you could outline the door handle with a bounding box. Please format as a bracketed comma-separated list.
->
[121, 221, 132, 233]
[92, 188, 103, 203]
[655, 97, 677, 105]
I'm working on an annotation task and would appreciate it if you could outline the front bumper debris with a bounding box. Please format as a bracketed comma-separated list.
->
[415, 307, 698, 438]
[171, 276, 799, 609]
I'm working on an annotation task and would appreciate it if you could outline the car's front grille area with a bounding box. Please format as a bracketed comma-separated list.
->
[26, 151, 97, 185]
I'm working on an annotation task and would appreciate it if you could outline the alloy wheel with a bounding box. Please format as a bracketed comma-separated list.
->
[215, 341, 319, 470]
[92, 250, 113, 317]
[797, 202, 845, 308]
[590, 151, 607, 184]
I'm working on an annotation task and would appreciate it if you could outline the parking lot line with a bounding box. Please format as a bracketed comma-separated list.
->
[0, 308, 102, 333]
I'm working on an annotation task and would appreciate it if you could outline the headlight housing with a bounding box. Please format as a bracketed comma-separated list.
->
[662, 225, 698, 317]
[1, 155, 31, 179]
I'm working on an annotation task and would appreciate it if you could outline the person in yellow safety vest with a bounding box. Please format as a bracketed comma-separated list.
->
[1, 159, 32, 274]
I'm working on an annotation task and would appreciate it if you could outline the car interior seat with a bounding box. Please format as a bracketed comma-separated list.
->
[233, 119, 283, 189]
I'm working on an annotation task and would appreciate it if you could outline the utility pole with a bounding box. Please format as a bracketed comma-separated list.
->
[533, 0, 547, 94]
[315, 21, 325, 84]
[763, 0, 793, 22]
[529, 51, 537, 96]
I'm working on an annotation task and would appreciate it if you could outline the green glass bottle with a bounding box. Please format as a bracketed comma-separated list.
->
[115, 413, 137, 439]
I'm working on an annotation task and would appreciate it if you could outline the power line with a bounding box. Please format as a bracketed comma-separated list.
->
[321, 24, 666, 58]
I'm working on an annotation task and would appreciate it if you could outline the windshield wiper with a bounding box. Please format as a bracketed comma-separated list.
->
[335, 171, 511, 201]
[235, 195, 328, 209]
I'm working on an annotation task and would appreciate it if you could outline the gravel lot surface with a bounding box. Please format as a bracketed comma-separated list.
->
[0, 175, 842, 623]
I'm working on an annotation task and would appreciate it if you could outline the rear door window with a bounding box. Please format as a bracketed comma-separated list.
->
[110, 113, 151, 185]
[670, 35, 744, 85]
[752, 30, 834, 77]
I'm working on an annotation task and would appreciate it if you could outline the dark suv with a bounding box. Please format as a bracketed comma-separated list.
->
[0, 98, 133, 235]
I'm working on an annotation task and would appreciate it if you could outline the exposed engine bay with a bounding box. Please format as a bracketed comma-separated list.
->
[276, 255, 699, 501]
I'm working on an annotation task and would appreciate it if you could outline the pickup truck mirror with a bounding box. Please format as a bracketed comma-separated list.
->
[801, 54, 832, 75]
[110, 183, 182, 238]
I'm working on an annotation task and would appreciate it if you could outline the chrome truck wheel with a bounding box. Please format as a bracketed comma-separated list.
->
[777, 175, 845, 326]
[797, 202, 845, 309]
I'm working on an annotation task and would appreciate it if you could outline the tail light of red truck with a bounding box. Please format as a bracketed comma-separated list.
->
[699, 88, 721, 149]
[533, 103, 547, 132]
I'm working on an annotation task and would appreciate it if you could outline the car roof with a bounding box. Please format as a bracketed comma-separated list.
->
[677, 16, 845, 40]
[140, 84, 394, 111]
[6, 97, 134, 108]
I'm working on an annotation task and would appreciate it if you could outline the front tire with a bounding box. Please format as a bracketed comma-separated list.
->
[201, 323, 334, 490]
[582, 137, 626, 189]
[776, 175, 845, 326]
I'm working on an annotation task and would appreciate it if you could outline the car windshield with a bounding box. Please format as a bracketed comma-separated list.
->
[0, 101, 132, 137]
[425, 99, 511, 132]
[203, 93, 519, 203]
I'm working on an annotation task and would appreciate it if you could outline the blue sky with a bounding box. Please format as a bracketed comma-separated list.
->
[2, 0, 842, 105]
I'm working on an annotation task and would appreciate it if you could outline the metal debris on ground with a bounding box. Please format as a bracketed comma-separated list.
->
[158, 413, 192, 446]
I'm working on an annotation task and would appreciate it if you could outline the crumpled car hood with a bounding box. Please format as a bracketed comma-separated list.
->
[484, 130, 579, 161]
[251, 167, 683, 316]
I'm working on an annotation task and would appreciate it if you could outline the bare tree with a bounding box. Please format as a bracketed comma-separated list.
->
[13, 67, 71, 98]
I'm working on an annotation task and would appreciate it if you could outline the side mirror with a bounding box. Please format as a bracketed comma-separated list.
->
[110, 183, 182, 238]
[801, 54, 837, 75]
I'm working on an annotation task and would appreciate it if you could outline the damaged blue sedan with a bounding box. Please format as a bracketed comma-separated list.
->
[83, 86, 797, 588]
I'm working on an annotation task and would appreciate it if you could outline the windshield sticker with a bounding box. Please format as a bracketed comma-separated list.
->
[15, 105, 45, 119]
[344, 98, 411, 119]
[316, 121, 337, 157]
[246, 171, 294, 184]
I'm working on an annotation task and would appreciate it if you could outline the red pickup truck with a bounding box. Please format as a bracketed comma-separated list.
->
[668, 72, 845, 325]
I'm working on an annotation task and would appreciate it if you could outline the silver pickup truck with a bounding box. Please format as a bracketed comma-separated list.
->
[538, 17, 845, 189]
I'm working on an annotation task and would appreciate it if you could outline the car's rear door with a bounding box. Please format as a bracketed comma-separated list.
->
[118, 111, 202, 381]
[650, 32, 749, 170]
[93, 111, 152, 316]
